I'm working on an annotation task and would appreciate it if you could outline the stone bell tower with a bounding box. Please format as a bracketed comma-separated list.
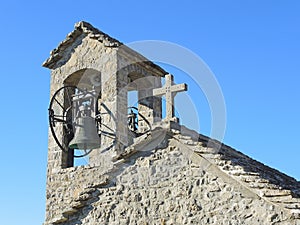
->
[44, 22, 166, 162]
[43, 22, 300, 225]
[43, 21, 168, 223]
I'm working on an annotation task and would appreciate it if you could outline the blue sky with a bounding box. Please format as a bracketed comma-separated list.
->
[1, 1, 300, 224]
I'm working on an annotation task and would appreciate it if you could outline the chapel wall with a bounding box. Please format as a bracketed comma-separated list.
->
[57, 143, 292, 225]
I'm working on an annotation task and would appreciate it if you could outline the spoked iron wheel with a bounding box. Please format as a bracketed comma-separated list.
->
[48, 86, 93, 158]
[128, 106, 151, 136]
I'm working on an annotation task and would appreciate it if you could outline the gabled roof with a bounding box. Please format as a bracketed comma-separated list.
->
[43, 21, 167, 77]
[43, 21, 122, 69]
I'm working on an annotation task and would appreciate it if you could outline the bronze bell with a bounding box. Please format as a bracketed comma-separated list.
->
[69, 106, 100, 150]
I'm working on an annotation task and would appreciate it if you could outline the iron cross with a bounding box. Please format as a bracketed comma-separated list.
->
[153, 74, 188, 120]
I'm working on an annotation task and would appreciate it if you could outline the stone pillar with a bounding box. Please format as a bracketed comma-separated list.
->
[138, 76, 162, 133]
[89, 69, 128, 167]
[47, 72, 70, 174]
[115, 70, 128, 153]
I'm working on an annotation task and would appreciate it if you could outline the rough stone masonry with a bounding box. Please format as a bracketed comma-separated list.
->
[43, 21, 300, 225]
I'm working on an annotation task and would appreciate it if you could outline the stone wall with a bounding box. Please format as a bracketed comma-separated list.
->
[44, 134, 299, 225]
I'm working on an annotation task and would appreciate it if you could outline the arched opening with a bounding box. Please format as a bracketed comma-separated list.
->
[127, 71, 162, 134]
[62, 68, 101, 167]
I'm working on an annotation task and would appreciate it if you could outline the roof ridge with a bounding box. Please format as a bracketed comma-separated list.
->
[43, 21, 122, 69]
[75, 21, 123, 47]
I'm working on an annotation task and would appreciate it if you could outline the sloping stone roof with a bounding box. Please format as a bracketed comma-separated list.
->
[42, 21, 122, 69]
[172, 126, 300, 217]
[112, 125, 300, 218]
[43, 21, 167, 77]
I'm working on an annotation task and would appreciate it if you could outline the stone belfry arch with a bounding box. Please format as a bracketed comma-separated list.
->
[43, 22, 300, 225]
[44, 22, 166, 164]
